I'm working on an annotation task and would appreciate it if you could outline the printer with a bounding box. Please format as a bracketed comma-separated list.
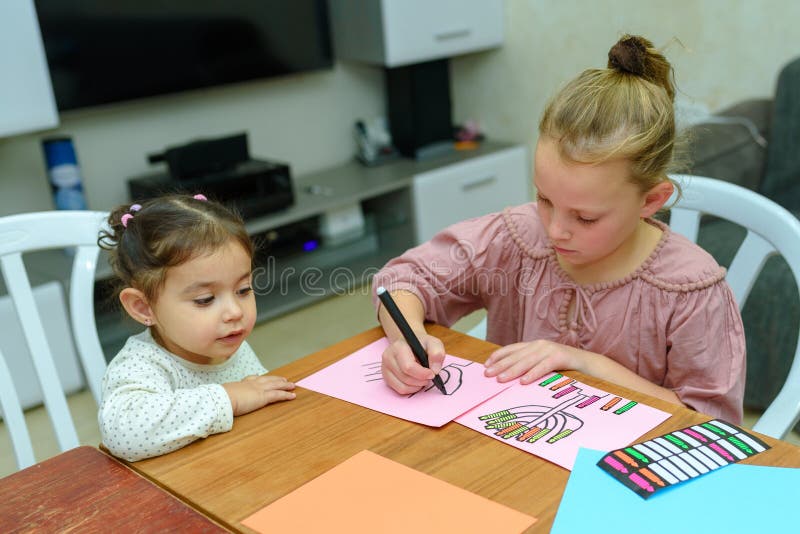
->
[128, 133, 294, 219]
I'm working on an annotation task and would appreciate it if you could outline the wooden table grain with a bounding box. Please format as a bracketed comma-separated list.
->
[122, 325, 800, 533]
[0, 445, 228, 533]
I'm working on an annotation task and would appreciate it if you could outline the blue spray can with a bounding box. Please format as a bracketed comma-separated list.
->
[42, 137, 87, 210]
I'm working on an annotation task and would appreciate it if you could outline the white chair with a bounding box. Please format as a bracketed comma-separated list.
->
[669, 174, 800, 439]
[466, 316, 487, 340]
[0, 210, 108, 469]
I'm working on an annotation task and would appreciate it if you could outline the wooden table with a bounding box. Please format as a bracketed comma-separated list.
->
[122, 326, 800, 533]
[0, 445, 228, 533]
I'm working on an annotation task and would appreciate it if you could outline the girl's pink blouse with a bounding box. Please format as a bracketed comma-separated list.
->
[373, 203, 746, 423]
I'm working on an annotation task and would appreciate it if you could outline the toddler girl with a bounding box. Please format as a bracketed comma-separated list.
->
[373, 35, 745, 423]
[98, 194, 295, 461]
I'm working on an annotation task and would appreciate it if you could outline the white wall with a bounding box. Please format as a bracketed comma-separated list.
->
[451, 0, 800, 169]
[0, 63, 384, 216]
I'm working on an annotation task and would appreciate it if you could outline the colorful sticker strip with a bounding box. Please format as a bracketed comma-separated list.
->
[597, 419, 770, 499]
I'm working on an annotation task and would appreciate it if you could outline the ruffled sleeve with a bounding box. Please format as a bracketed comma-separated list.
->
[632, 226, 746, 423]
[660, 277, 746, 423]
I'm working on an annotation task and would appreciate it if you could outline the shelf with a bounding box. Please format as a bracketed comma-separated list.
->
[244, 141, 516, 235]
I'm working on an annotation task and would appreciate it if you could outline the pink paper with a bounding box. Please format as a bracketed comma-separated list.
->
[297, 338, 512, 427]
[456, 372, 671, 470]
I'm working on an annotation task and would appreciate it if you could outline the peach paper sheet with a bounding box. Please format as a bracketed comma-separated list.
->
[241, 450, 537, 534]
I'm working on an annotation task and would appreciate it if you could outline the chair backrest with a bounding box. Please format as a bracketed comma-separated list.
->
[0, 210, 108, 469]
[669, 174, 800, 439]
[466, 317, 487, 341]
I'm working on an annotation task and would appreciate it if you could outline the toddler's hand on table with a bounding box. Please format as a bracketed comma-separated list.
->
[224, 375, 296, 416]
[484, 340, 589, 385]
[381, 333, 445, 395]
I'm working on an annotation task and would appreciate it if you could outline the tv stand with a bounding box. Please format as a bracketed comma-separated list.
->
[19, 141, 528, 358]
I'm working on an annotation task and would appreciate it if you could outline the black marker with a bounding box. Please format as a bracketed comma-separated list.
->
[376, 286, 446, 394]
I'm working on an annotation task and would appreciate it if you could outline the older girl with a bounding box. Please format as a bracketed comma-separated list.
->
[373, 35, 745, 423]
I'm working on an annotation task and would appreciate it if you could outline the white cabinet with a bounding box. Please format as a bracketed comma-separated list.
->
[412, 145, 529, 243]
[329, 0, 504, 67]
[0, 0, 58, 136]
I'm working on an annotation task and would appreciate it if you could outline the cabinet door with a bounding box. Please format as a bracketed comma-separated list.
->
[382, 0, 504, 67]
[0, 0, 58, 136]
[412, 146, 529, 244]
[329, 0, 504, 67]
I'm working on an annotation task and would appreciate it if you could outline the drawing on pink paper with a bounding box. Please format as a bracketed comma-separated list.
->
[360, 360, 470, 396]
[298, 338, 512, 427]
[455, 372, 671, 470]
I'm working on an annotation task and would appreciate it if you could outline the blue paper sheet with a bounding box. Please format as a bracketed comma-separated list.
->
[552, 447, 800, 533]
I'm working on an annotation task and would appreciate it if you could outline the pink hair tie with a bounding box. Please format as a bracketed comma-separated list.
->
[193, 194, 207, 201]
[121, 203, 142, 228]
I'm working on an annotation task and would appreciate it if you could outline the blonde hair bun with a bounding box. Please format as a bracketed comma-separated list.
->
[606, 34, 674, 101]
[607, 35, 650, 76]
[538, 33, 680, 194]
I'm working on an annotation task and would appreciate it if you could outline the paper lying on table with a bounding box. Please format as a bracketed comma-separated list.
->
[297, 337, 512, 427]
[241, 450, 537, 534]
[552, 447, 796, 533]
[456, 372, 671, 469]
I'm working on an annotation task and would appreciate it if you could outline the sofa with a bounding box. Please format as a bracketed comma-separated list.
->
[677, 56, 800, 415]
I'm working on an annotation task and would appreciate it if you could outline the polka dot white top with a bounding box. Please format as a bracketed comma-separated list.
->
[98, 329, 267, 462]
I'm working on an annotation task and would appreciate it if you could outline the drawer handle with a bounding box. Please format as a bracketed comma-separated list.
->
[435, 29, 472, 41]
[461, 176, 497, 191]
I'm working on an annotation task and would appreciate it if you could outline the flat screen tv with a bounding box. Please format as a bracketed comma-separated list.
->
[34, 1, 333, 111]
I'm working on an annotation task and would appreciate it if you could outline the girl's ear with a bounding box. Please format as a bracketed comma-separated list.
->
[640, 181, 675, 218]
[119, 288, 155, 327]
